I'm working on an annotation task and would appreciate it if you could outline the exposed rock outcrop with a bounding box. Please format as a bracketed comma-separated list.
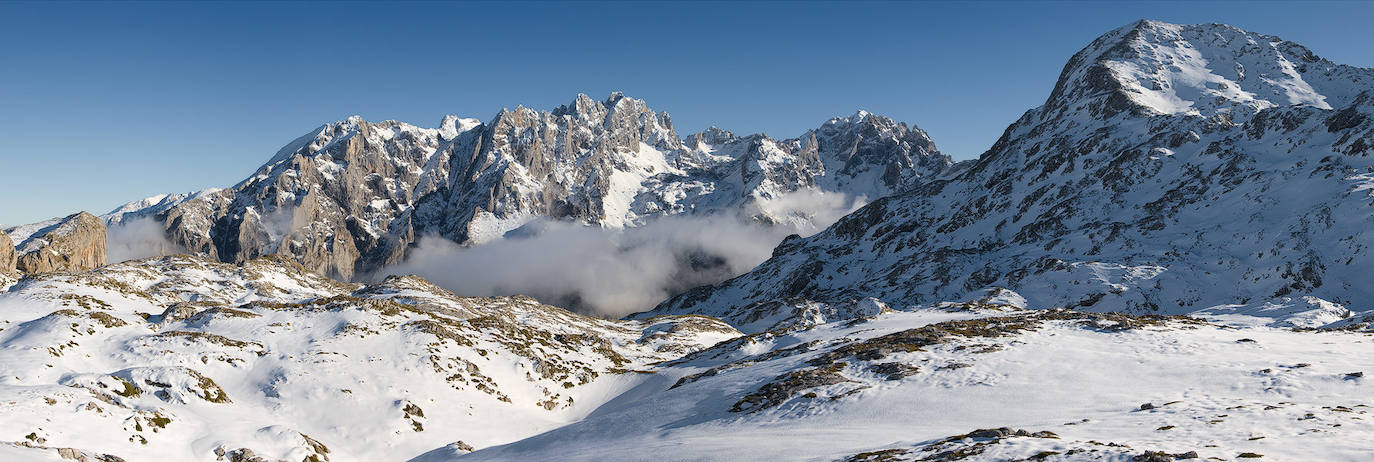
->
[0, 227, 15, 274]
[11, 212, 107, 274]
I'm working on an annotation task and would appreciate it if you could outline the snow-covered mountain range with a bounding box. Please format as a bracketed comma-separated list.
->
[106, 94, 950, 280]
[647, 19, 1374, 331]
[4, 19, 1374, 462]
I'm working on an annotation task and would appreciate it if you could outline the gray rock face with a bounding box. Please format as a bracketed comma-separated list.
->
[0, 228, 15, 274]
[631, 110, 948, 227]
[645, 20, 1374, 328]
[157, 117, 449, 279]
[409, 93, 690, 245]
[116, 93, 951, 280]
[11, 212, 107, 274]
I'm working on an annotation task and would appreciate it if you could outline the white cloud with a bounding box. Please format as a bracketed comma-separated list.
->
[380, 189, 866, 317]
[106, 217, 184, 263]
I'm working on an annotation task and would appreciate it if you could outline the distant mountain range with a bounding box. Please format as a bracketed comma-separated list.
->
[102, 95, 951, 280]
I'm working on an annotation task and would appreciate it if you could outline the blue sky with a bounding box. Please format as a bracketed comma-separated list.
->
[2, 1, 1371, 225]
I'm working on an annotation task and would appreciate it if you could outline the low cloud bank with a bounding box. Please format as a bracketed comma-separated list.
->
[260, 205, 302, 253]
[382, 189, 866, 317]
[106, 217, 184, 263]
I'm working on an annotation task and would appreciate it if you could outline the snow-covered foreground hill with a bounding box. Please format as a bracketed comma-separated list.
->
[6, 260, 1371, 461]
[0, 255, 738, 461]
[445, 304, 1374, 461]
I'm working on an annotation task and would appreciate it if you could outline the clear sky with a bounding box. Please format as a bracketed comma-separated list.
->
[2, 1, 1371, 225]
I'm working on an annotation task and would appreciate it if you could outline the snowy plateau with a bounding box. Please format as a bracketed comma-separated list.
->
[3, 19, 1374, 462]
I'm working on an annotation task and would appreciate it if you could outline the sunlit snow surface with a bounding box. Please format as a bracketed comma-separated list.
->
[444, 307, 1374, 462]
[0, 256, 739, 461]
[6, 259, 1370, 462]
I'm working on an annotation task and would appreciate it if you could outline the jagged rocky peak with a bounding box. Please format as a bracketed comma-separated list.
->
[410, 92, 698, 243]
[438, 114, 482, 140]
[4, 211, 107, 274]
[259, 115, 442, 178]
[154, 113, 452, 279]
[685, 126, 739, 151]
[816, 110, 940, 154]
[674, 110, 951, 200]
[542, 91, 684, 151]
[102, 192, 194, 227]
[809, 110, 950, 192]
[1044, 19, 1374, 121]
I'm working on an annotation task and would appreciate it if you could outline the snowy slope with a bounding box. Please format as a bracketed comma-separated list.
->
[4, 217, 65, 253]
[6, 262, 1372, 461]
[647, 20, 1374, 330]
[447, 304, 1374, 461]
[0, 255, 739, 461]
[102, 190, 220, 227]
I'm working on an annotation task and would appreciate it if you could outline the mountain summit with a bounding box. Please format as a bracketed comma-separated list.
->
[1044, 20, 1371, 120]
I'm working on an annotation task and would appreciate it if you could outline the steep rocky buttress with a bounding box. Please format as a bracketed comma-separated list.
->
[5, 212, 107, 275]
[0, 228, 15, 275]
